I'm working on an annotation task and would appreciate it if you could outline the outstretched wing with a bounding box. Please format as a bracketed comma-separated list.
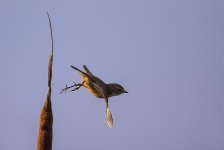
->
[83, 65, 93, 75]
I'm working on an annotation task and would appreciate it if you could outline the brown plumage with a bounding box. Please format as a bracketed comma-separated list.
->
[70, 65, 128, 128]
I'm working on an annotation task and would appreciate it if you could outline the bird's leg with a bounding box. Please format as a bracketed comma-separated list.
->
[60, 81, 85, 94]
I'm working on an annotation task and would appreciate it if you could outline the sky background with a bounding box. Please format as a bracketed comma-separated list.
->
[0, 0, 224, 150]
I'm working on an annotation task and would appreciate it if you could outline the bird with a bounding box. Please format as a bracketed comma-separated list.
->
[68, 65, 128, 128]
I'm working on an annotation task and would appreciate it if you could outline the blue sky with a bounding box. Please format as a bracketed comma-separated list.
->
[0, 0, 224, 150]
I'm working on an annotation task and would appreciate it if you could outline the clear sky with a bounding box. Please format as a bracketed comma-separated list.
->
[0, 0, 224, 150]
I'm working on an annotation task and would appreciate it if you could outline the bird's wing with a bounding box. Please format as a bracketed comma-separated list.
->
[71, 65, 98, 81]
[83, 65, 93, 75]
[71, 65, 87, 75]
[71, 65, 113, 127]
[71, 65, 96, 81]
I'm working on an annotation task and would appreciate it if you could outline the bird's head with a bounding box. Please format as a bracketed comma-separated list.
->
[107, 83, 128, 97]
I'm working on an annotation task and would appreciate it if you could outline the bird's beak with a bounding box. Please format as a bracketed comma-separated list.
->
[123, 90, 128, 93]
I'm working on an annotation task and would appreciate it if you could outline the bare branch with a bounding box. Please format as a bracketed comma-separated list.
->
[60, 81, 85, 94]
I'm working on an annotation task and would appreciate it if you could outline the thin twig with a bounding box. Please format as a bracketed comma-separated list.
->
[60, 81, 85, 94]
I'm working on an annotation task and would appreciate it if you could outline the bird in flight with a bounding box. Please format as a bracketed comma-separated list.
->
[61, 65, 128, 128]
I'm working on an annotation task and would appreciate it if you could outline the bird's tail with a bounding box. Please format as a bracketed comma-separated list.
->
[105, 103, 113, 128]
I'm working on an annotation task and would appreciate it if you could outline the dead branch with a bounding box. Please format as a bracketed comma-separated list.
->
[60, 81, 85, 94]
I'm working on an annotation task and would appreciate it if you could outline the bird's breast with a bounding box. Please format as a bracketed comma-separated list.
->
[80, 74, 104, 98]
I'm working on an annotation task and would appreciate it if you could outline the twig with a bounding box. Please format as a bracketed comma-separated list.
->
[60, 81, 85, 94]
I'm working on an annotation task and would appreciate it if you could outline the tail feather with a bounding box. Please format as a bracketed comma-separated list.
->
[105, 105, 113, 128]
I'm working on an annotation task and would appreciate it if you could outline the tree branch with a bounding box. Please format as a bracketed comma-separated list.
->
[60, 81, 85, 94]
